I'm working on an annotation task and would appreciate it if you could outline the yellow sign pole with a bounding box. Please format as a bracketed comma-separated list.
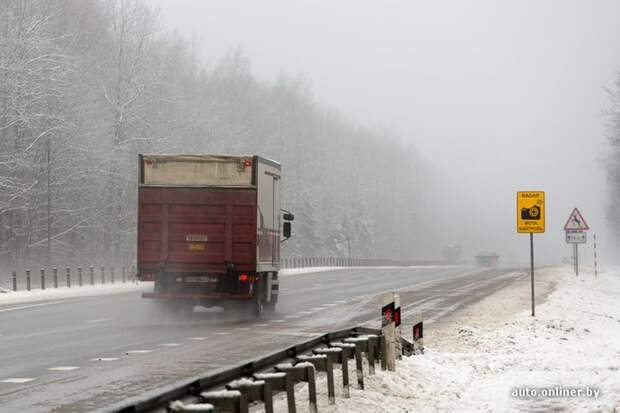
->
[530, 232, 535, 317]
[517, 191, 545, 318]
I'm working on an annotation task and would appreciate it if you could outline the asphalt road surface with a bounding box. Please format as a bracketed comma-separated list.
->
[0, 265, 527, 412]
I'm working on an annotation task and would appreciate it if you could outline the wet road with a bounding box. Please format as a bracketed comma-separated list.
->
[0, 265, 526, 412]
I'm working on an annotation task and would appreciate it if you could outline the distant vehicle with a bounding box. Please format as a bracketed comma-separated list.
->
[137, 154, 294, 317]
[475, 251, 499, 267]
[443, 244, 463, 263]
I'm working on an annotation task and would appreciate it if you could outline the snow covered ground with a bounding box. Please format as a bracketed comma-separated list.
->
[0, 282, 153, 306]
[268, 265, 620, 412]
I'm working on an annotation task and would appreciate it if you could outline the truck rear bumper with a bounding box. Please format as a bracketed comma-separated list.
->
[142, 292, 253, 300]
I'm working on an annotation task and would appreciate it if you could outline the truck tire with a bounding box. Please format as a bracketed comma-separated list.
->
[254, 296, 264, 318]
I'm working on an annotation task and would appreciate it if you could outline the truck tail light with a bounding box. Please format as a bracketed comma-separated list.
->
[239, 273, 249, 282]
[244, 159, 252, 167]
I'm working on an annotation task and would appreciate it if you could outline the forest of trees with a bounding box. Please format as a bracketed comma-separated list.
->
[0, 0, 436, 271]
[607, 72, 620, 241]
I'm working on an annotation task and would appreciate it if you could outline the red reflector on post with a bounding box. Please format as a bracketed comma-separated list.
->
[239, 274, 249, 282]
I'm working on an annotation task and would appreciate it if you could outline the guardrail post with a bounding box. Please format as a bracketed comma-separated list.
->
[226, 378, 273, 413]
[201, 389, 248, 413]
[254, 372, 296, 413]
[53, 267, 58, 288]
[122, 266, 126, 283]
[26, 270, 31, 291]
[89, 266, 94, 286]
[12, 271, 17, 291]
[66, 267, 71, 288]
[275, 363, 317, 413]
[40, 269, 45, 290]
[111, 266, 115, 284]
[101, 265, 105, 284]
[78, 267, 83, 287]
[314, 346, 351, 398]
[297, 354, 335, 405]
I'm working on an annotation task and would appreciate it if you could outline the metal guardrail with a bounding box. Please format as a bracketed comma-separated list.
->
[115, 326, 414, 413]
[1, 265, 136, 292]
[280, 257, 450, 269]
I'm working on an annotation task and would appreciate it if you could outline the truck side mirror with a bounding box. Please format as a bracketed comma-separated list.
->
[283, 222, 291, 239]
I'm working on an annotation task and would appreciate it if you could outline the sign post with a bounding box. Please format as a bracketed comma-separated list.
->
[563, 208, 589, 276]
[517, 191, 545, 317]
[593, 233, 598, 278]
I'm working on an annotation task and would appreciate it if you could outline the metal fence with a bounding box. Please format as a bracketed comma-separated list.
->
[116, 326, 414, 413]
[1, 265, 136, 292]
[280, 257, 448, 269]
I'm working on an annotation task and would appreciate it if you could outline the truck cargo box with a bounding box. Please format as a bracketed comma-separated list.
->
[137, 154, 285, 315]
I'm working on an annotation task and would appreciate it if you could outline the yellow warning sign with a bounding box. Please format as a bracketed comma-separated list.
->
[517, 191, 545, 233]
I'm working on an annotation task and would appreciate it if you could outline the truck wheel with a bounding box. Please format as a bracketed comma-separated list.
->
[254, 297, 264, 318]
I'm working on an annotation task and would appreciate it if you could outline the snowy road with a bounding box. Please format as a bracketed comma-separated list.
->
[0, 265, 525, 412]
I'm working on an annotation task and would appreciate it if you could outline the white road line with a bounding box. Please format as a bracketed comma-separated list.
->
[235, 327, 250, 331]
[159, 343, 182, 347]
[0, 300, 66, 313]
[126, 350, 154, 354]
[310, 307, 326, 311]
[269, 319, 286, 323]
[284, 315, 300, 319]
[312, 283, 323, 287]
[324, 303, 337, 307]
[253, 323, 269, 327]
[85, 318, 113, 324]
[279, 288, 289, 292]
[1, 378, 35, 383]
[48, 366, 80, 371]
[91, 357, 120, 362]
[298, 311, 314, 315]
[213, 332, 231, 336]
[187, 337, 207, 341]
[334, 300, 348, 304]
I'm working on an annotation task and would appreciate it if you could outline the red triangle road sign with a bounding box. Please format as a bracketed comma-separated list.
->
[564, 208, 589, 231]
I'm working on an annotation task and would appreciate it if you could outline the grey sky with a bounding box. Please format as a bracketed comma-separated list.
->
[149, 0, 620, 263]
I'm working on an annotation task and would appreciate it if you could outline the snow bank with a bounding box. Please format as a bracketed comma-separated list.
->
[266, 266, 620, 412]
[0, 281, 152, 306]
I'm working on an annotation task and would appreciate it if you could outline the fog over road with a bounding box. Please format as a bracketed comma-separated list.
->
[0, 266, 526, 412]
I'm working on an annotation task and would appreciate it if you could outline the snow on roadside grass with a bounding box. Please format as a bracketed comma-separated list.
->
[0, 281, 153, 306]
[266, 266, 620, 412]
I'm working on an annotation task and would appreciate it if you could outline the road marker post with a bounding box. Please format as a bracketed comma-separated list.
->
[412, 313, 424, 354]
[381, 292, 396, 371]
[517, 191, 545, 317]
[594, 233, 598, 277]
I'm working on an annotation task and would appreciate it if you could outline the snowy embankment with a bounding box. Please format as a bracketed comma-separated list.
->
[268, 266, 620, 412]
[0, 281, 154, 306]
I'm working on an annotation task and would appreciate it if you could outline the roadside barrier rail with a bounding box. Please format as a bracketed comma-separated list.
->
[117, 327, 414, 413]
[280, 257, 450, 269]
[1, 265, 137, 292]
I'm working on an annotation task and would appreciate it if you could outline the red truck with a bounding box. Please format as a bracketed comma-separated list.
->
[137, 154, 293, 316]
